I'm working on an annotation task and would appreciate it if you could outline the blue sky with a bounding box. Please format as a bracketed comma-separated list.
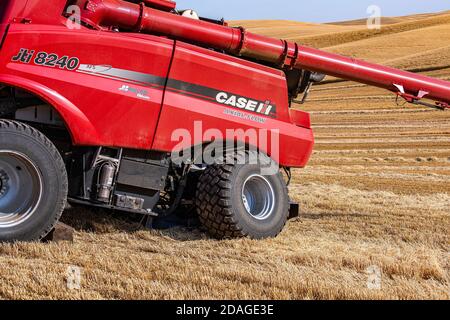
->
[175, 0, 450, 23]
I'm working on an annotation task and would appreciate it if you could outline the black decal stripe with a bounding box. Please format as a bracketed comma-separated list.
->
[103, 68, 166, 87]
[77, 65, 167, 89]
[165, 86, 217, 102]
[167, 79, 222, 102]
[76, 65, 276, 116]
[77, 69, 165, 90]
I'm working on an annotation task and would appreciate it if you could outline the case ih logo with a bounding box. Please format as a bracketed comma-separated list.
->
[216, 92, 276, 117]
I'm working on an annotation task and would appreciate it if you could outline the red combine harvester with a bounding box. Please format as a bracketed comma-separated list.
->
[0, 0, 449, 241]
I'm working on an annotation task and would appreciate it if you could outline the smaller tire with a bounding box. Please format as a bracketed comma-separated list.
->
[0, 120, 68, 242]
[195, 151, 289, 239]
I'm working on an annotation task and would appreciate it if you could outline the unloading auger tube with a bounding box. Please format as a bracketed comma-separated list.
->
[75, 0, 450, 109]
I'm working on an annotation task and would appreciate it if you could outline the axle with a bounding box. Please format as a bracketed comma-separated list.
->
[75, 0, 450, 108]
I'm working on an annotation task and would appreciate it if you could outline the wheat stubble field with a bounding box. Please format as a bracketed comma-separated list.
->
[0, 13, 449, 300]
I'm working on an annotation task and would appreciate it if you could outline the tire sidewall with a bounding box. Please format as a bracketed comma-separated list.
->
[230, 163, 289, 239]
[0, 127, 67, 241]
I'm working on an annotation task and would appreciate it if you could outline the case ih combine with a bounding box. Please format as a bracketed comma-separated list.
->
[0, 0, 449, 242]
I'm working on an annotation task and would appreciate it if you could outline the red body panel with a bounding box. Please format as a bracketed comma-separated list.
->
[0, 0, 26, 23]
[0, 23, 174, 149]
[289, 110, 311, 129]
[0, 0, 67, 25]
[152, 42, 314, 166]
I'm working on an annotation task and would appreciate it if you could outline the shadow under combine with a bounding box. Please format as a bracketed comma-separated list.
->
[60, 204, 206, 241]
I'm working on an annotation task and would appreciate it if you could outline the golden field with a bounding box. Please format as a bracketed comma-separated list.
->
[0, 12, 449, 300]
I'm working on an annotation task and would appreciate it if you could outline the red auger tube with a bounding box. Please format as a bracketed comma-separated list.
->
[127, 0, 176, 12]
[76, 0, 450, 106]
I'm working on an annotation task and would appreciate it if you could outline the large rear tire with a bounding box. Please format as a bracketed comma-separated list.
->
[0, 120, 68, 242]
[195, 151, 289, 239]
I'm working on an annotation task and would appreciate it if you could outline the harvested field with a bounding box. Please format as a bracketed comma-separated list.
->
[328, 11, 450, 26]
[235, 12, 450, 48]
[0, 11, 449, 300]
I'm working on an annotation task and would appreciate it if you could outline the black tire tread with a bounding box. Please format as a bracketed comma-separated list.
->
[195, 151, 288, 239]
[0, 119, 68, 241]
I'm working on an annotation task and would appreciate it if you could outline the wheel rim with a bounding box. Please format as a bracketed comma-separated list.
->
[241, 174, 275, 220]
[0, 151, 43, 228]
